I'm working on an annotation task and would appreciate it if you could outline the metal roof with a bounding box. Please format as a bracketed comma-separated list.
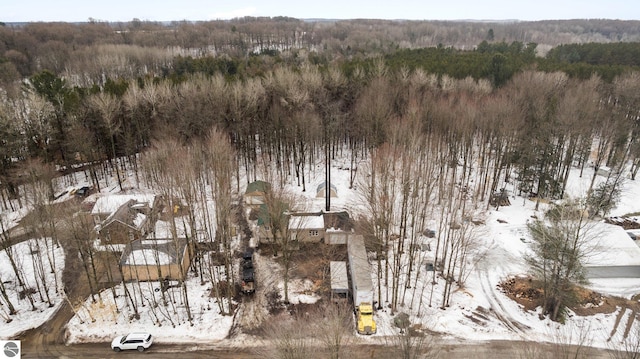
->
[330, 261, 349, 292]
[347, 235, 373, 292]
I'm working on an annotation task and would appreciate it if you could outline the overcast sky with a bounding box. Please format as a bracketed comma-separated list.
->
[1, 0, 638, 23]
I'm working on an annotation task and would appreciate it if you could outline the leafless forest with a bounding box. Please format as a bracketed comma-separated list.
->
[1, 18, 639, 204]
[1, 18, 640, 336]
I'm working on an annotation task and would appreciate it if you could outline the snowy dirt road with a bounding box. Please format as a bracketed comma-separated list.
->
[474, 237, 531, 334]
[230, 249, 278, 337]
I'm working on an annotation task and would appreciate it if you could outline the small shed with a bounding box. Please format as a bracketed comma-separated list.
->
[330, 261, 349, 301]
[325, 230, 350, 245]
[244, 180, 271, 208]
[597, 165, 611, 177]
[324, 212, 355, 245]
[316, 182, 337, 198]
[120, 239, 190, 281]
[256, 202, 289, 244]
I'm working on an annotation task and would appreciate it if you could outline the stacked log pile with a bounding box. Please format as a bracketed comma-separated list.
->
[605, 216, 640, 230]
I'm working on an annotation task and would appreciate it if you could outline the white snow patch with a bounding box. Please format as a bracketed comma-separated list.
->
[124, 248, 172, 265]
[0, 238, 65, 339]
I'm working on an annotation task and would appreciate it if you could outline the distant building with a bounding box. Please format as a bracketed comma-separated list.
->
[257, 210, 356, 245]
[323, 211, 355, 245]
[256, 202, 288, 243]
[244, 180, 271, 209]
[316, 181, 338, 198]
[257, 210, 325, 244]
[597, 165, 611, 177]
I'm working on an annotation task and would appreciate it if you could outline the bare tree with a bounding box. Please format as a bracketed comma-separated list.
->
[549, 321, 594, 359]
[256, 313, 312, 359]
[254, 150, 323, 304]
[382, 310, 439, 359]
[516, 322, 594, 358]
[140, 140, 192, 322]
[13, 92, 56, 162]
[19, 159, 61, 307]
[61, 202, 101, 304]
[203, 128, 238, 315]
[0, 271, 15, 319]
[0, 213, 17, 316]
[227, 78, 265, 185]
[388, 327, 439, 359]
[88, 92, 124, 191]
[357, 143, 398, 309]
[310, 302, 354, 359]
[0, 97, 25, 210]
[525, 199, 597, 322]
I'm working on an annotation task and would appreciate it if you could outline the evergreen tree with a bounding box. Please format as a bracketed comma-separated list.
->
[526, 200, 593, 322]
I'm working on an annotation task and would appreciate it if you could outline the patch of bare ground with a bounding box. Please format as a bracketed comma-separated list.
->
[499, 276, 639, 316]
[242, 242, 347, 335]
[291, 243, 347, 298]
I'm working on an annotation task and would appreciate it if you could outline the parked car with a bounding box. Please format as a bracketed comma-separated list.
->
[240, 249, 256, 294]
[111, 332, 153, 352]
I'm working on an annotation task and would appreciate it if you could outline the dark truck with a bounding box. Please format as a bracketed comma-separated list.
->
[240, 249, 255, 294]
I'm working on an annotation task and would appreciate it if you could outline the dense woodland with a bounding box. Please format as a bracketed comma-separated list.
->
[1, 19, 639, 206]
[1, 18, 640, 323]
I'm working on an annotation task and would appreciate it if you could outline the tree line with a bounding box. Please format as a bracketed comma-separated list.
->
[1, 52, 639, 209]
[2, 18, 640, 86]
[547, 42, 640, 66]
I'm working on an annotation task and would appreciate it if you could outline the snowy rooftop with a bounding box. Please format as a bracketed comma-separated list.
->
[125, 248, 173, 265]
[91, 194, 157, 214]
[316, 181, 337, 193]
[289, 213, 324, 229]
[584, 222, 640, 267]
[132, 213, 147, 228]
[154, 219, 191, 239]
[120, 239, 187, 266]
[347, 235, 373, 292]
[330, 261, 348, 292]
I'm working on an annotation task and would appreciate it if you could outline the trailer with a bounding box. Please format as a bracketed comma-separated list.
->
[347, 235, 376, 335]
[330, 261, 349, 302]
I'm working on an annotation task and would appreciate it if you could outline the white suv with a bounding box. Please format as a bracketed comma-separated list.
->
[111, 332, 153, 352]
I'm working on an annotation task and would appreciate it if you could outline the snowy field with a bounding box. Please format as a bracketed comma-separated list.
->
[2, 155, 640, 353]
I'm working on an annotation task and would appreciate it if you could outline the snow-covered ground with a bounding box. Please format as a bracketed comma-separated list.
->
[280, 159, 640, 349]
[0, 238, 65, 338]
[2, 156, 640, 353]
[66, 273, 235, 344]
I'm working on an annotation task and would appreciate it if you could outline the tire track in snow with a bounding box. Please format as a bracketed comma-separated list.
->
[476, 238, 531, 334]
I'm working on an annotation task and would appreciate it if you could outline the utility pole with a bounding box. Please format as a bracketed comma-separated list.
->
[325, 131, 331, 212]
